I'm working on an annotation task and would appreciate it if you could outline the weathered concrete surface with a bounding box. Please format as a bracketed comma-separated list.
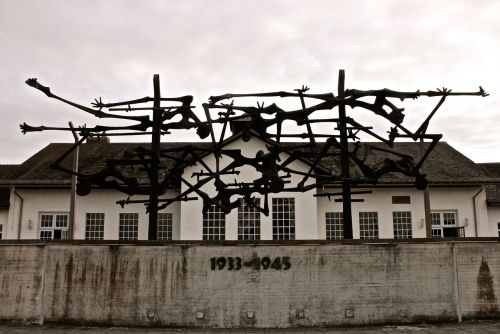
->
[456, 242, 500, 320]
[0, 245, 44, 322]
[1, 240, 500, 328]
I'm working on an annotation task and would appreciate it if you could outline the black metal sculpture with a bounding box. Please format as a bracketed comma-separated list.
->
[22, 70, 487, 240]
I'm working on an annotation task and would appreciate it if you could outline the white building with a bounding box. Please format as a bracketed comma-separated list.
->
[1, 134, 500, 241]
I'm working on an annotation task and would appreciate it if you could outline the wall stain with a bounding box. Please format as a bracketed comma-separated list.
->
[51, 261, 60, 318]
[476, 257, 500, 317]
[62, 255, 74, 320]
[107, 246, 119, 322]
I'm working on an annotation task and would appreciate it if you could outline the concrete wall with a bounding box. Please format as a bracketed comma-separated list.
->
[1, 240, 500, 328]
[5, 189, 181, 240]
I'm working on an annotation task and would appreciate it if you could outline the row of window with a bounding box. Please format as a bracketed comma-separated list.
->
[202, 198, 459, 240]
[34, 204, 463, 241]
[326, 211, 458, 239]
[202, 198, 296, 241]
[38, 212, 173, 240]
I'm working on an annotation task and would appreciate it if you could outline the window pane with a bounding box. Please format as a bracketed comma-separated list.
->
[158, 212, 173, 240]
[326, 212, 343, 240]
[40, 230, 53, 239]
[119, 213, 138, 240]
[55, 214, 68, 227]
[431, 213, 440, 226]
[40, 214, 53, 227]
[443, 212, 456, 225]
[203, 205, 225, 240]
[359, 212, 379, 239]
[432, 228, 443, 238]
[272, 198, 295, 240]
[238, 199, 261, 240]
[39, 213, 69, 240]
[392, 196, 411, 204]
[393, 211, 412, 239]
[85, 213, 105, 240]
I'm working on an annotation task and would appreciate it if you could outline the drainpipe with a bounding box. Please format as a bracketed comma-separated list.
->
[11, 186, 24, 240]
[472, 187, 483, 237]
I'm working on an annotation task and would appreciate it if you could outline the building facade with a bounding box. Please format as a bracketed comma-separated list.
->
[1, 137, 499, 241]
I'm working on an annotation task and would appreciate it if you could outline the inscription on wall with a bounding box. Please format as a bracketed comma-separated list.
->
[210, 257, 291, 271]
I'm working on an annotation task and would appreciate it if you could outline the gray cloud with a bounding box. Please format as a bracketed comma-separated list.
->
[1, 0, 499, 163]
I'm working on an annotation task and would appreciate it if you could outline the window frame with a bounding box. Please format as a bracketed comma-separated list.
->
[392, 211, 412, 239]
[431, 210, 458, 238]
[238, 199, 261, 241]
[392, 196, 411, 204]
[157, 212, 173, 240]
[38, 212, 69, 240]
[85, 213, 105, 240]
[272, 197, 295, 240]
[359, 211, 379, 239]
[325, 212, 344, 240]
[119, 213, 139, 240]
[202, 204, 226, 241]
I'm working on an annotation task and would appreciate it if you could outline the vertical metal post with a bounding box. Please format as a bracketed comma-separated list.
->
[149, 74, 161, 240]
[338, 70, 353, 239]
[420, 139, 432, 238]
[68, 121, 79, 240]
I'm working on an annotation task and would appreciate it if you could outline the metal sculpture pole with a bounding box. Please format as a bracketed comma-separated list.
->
[21, 71, 487, 241]
[149, 74, 161, 240]
[338, 70, 353, 239]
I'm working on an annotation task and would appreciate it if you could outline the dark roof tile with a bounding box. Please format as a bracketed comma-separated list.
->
[2, 139, 493, 187]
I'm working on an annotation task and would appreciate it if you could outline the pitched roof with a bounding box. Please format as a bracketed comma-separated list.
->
[0, 164, 20, 181]
[478, 163, 500, 205]
[0, 139, 492, 187]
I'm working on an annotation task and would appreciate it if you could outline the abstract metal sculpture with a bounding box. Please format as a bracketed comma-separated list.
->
[21, 70, 487, 240]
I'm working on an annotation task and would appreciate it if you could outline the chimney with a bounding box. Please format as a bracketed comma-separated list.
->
[230, 116, 251, 135]
[86, 136, 110, 144]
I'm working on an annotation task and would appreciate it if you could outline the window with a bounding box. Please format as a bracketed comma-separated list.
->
[498, 223, 500, 237]
[272, 198, 295, 240]
[203, 204, 225, 240]
[119, 213, 138, 240]
[392, 196, 411, 204]
[158, 212, 173, 240]
[359, 212, 378, 239]
[85, 213, 105, 240]
[39, 212, 69, 239]
[0, 224, 2, 239]
[325, 212, 343, 240]
[393, 211, 412, 239]
[431, 211, 460, 237]
[238, 199, 261, 240]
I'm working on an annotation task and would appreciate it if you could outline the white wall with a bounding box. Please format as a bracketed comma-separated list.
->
[6, 188, 181, 240]
[180, 136, 317, 240]
[317, 186, 492, 239]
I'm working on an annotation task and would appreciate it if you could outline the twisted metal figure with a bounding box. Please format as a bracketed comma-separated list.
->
[21, 71, 487, 240]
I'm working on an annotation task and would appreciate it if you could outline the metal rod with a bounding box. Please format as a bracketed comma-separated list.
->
[338, 70, 353, 239]
[109, 106, 195, 111]
[68, 121, 79, 240]
[148, 75, 161, 240]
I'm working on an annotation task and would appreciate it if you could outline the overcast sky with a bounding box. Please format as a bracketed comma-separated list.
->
[1, 0, 499, 164]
